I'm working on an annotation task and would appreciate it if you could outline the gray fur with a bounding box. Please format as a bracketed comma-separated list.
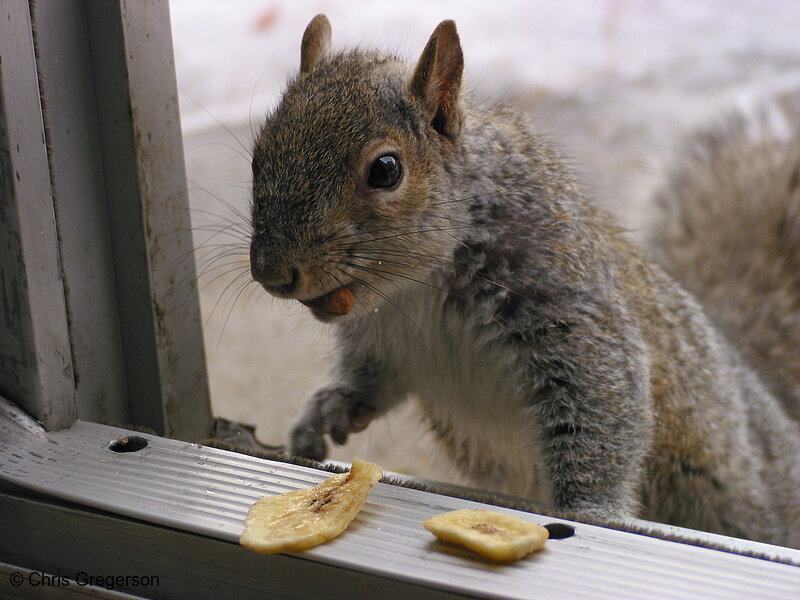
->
[250, 17, 800, 547]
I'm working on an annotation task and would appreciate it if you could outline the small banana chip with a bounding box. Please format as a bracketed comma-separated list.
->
[240, 458, 383, 554]
[424, 509, 549, 562]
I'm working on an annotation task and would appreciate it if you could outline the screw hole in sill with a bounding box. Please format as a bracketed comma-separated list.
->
[544, 523, 576, 539]
[108, 436, 149, 453]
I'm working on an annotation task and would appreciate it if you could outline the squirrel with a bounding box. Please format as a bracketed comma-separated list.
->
[248, 15, 800, 548]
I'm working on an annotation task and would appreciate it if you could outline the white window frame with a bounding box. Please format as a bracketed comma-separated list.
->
[0, 0, 211, 437]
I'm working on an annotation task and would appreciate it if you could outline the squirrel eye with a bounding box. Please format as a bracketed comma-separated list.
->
[367, 154, 402, 189]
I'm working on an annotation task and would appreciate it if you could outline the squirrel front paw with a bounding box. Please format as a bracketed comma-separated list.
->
[289, 386, 376, 461]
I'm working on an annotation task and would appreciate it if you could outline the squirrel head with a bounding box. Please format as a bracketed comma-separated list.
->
[250, 15, 466, 321]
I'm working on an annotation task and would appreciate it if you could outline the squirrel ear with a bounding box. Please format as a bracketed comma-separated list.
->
[301, 14, 332, 74]
[409, 20, 464, 138]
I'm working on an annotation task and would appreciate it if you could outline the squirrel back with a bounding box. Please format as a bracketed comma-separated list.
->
[652, 93, 800, 423]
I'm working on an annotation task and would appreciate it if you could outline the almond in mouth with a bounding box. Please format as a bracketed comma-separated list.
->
[300, 285, 355, 317]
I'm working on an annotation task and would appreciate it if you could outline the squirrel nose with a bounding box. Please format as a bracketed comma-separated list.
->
[250, 248, 300, 295]
[253, 264, 300, 296]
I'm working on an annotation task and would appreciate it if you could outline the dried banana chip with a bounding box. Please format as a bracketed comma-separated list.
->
[424, 509, 549, 562]
[240, 458, 382, 554]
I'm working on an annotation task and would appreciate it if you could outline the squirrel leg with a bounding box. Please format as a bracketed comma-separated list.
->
[527, 337, 653, 520]
[535, 384, 651, 519]
[289, 353, 405, 460]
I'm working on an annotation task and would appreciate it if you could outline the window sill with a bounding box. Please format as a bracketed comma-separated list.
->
[1, 396, 798, 599]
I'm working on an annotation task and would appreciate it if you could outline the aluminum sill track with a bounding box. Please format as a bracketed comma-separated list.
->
[1, 396, 798, 599]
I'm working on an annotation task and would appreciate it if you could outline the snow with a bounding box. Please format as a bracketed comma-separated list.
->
[172, 0, 800, 133]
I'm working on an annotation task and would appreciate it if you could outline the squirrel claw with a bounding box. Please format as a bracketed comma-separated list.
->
[290, 387, 375, 459]
[289, 424, 328, 461]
